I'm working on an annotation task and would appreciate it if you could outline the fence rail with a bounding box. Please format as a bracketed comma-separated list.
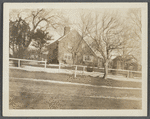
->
[9, 58, 46, 63]
[9, 58, 142, 79]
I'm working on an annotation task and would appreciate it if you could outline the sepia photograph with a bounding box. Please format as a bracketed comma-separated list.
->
[3, 3, 147, 116]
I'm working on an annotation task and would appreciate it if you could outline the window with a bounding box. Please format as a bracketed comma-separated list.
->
[83, 55, 93, 62]
[64, 53, 72, 60]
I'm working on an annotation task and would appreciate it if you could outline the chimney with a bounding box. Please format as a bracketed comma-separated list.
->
[64, 26, 70, 35]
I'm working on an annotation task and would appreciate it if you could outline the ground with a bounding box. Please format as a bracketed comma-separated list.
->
[9, 68, 142, 109]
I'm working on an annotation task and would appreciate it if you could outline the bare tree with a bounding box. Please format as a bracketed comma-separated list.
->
[81, 10, 128, 79]
[9, 9, 62, 59]
[55, 11, 73, 36]
[25, 9, 61, 49]
[77, 9, 93, 39]
[63, 10, 93, 65]
[127, 8, 141, 41]
[115, 9, 142, 70]
[126, 8, 142, 66]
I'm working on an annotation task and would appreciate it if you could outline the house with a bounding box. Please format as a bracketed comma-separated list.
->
[112, 55, 141, 71]
[46, 27, 103, 67]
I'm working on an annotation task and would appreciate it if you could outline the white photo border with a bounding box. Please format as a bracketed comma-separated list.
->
[3, 2, 148, 117]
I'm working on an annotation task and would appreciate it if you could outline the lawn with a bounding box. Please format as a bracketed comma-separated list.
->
[10, 69, 141, 88]
[9, 69, 142, 109]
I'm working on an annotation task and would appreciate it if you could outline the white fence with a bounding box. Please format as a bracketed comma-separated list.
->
[9, 58, 142, 79]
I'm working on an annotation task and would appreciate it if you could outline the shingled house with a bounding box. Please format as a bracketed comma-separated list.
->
[46, 27, 103, 67]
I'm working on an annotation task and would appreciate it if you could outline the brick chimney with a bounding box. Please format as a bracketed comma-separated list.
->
[64, 26, 70, 36]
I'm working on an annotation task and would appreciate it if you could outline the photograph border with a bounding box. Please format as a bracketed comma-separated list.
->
[3, 2, 148, 117]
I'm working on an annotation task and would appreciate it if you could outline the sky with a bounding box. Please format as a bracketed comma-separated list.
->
[9, 8, 130, 40]
[9, 8, 142, 63]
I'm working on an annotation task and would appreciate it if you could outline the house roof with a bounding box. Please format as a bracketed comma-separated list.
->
[44, 28, 141, 64]
[82, 37, 102, 58]
[83, 36, 120, 59]
[46, 28, 74, 45]
[31, 28, 119, 59]
[46, 28, 104, 59]
[58, 28, 74, 42]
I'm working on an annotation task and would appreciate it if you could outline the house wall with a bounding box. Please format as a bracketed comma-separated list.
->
[47, 41, 59, 64]
[58, 30, 101, 67]
[58, 30, 79, 64]
[75, 40, 99, 67]
[47, 29, 103, 67]
[112, 57, 141, 71]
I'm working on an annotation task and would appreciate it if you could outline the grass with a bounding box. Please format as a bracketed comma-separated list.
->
[10, 69, 141, 88]
[9, 68, 142, 109]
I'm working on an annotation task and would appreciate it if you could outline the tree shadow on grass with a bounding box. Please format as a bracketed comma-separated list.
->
[9, 86, 44, 109]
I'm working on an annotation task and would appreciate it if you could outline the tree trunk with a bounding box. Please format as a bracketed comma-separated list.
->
[18, 45, 24, 59]
[73, 56, 75, 65]
[75, 55, 77, 64]
[39, 42, 42, 60]
[38, 50, 42, 60]
[12, 40, 14, 57]
[103, 60, 109, 79]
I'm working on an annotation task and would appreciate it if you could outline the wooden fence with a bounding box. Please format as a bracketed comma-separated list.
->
[9, 58, 142, 78]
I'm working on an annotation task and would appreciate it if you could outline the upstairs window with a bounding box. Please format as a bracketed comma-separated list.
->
[64, 53, 72, 60]
[83, 55, 93, 62]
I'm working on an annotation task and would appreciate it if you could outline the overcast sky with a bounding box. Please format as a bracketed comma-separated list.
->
[10, 8, 130, 40]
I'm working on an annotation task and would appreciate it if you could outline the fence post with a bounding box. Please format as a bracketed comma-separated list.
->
[18, 59, 20, 67]
[45, 60, 46, 68]
[83, 66, 85, 72]
[59, 63, 61, 72]
[74, 65, 77, 78]
[82, 66, 85, 76]
[127, 70, 130, 79]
